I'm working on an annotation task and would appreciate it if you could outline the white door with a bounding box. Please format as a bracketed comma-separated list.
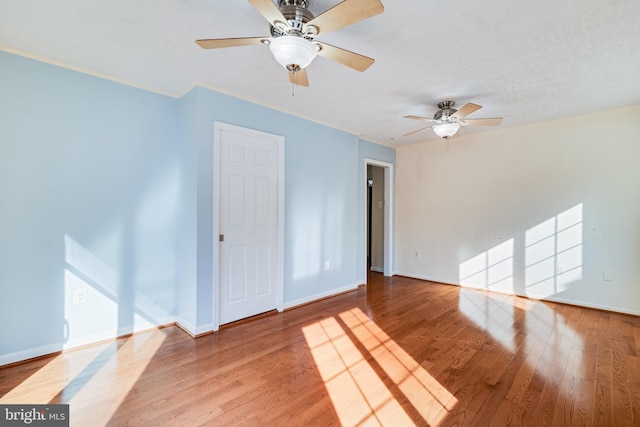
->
[218, 124, 282, 325]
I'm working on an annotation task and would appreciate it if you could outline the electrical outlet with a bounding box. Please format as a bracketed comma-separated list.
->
[73, 288, 87, 304]
[603, 270, 612, 281]
[414, 251, 420, 258]
[324, 260, 330, 270]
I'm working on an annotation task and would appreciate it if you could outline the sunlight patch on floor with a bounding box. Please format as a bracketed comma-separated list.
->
[341, 308, 458, 425]
[0, 343, 110, 404]
[67, 330, 166, 425]
[303, 308, 457, 426]
[1, 329, 168, 424]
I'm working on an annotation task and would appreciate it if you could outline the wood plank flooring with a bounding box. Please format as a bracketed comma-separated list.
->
[2, 273, 640, 426]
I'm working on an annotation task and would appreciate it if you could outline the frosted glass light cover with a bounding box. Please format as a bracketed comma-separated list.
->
[433, 122, 461, 138]
[269, 36, 317, 69]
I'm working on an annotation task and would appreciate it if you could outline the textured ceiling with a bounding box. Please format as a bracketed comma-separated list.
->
[1, 0, 639, 145]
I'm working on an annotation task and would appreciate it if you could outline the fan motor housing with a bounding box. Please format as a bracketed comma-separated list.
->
[434, 101, 457, 120]
[271, 0, 315, 35]
[279, 0, 309, 7]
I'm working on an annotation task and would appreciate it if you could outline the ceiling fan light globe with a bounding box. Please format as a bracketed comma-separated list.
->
[269, 35, 317, 70]
[433, 122, 461, 138]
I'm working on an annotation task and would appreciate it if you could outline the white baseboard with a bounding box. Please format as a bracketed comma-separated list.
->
[174, 316, 215, 337]
[393, 272, 640, 316]
[174, 315, 196, 336]
[194, 323, 215, 336]
[393, 271, 459, 286]
[0, 343, 64, 367]
[62, 316, 175, 351]
[0, 317, 175, 367]
[530, 295, 640, 317]
[284, 282, 360, 310]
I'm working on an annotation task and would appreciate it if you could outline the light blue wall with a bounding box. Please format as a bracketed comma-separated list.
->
[0, 52, 180, 363]
[0, 51, 396, 362]
[175, 90, 199, 330]
[178, 87, 364, 330]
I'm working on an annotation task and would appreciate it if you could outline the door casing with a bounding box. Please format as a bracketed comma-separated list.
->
[213, 121, 285, 331]
[364, 158, 394, 281]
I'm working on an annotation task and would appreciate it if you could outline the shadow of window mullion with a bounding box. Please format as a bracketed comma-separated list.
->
[334, 315, 430, 424]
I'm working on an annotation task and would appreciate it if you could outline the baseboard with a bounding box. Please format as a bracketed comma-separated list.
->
[284, 282, 360, 310]
[530, 294, 640, 317]
[0, 343, 64, 367]
[174, 316, 196, 336]
[61, 316, 175, 351]
[369, 266, 383, 273]
[394, 272, 640, 317]
[174, 316, 215, 337]
[0, 319, 176, 367]
[393, 271, 459, 287]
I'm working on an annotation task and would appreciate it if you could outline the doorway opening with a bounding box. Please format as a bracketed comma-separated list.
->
[364, 158, 393, 282]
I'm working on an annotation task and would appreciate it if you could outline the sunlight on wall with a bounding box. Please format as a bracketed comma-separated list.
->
[64, 235, 119, 349]
[64, 235, 170, 349]
[525, 204, 583, 298]
[303, 308, 457, 426]
[459, 239, 515, 294]
[458, 204, 583, 300]
[64, 269, 118, 347]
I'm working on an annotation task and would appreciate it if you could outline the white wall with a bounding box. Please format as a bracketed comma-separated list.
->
[396, 104, 640, 315]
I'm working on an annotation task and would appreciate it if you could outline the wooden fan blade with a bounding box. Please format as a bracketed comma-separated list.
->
[196, 37, 268, 49]
[289, 68, 309, 87]
[452, 102, 482, 119]
[248, 0, 288, 25]
[461, 117, 503, 126]
[403, 126, 433, 137]
[307, 0, 384, 35]
[404, 115, 436, 122]
[316, 42, 374, 72]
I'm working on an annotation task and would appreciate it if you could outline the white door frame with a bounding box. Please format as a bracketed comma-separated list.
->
[364, 158, 394, 280]
[213, 121, 285, 331]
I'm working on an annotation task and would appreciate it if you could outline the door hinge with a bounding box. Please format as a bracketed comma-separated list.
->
[219, 234, 224, 242]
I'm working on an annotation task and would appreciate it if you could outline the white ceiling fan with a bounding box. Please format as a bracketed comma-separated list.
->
[196, 0, 384, 87]
[404, 101, 503, 139]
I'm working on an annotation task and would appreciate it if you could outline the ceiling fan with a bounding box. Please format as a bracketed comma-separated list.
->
[403, 101, 503, 139]
[195, 0, 384, 87]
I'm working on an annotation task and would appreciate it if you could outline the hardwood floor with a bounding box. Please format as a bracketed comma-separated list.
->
[2, 273, 640, 426]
